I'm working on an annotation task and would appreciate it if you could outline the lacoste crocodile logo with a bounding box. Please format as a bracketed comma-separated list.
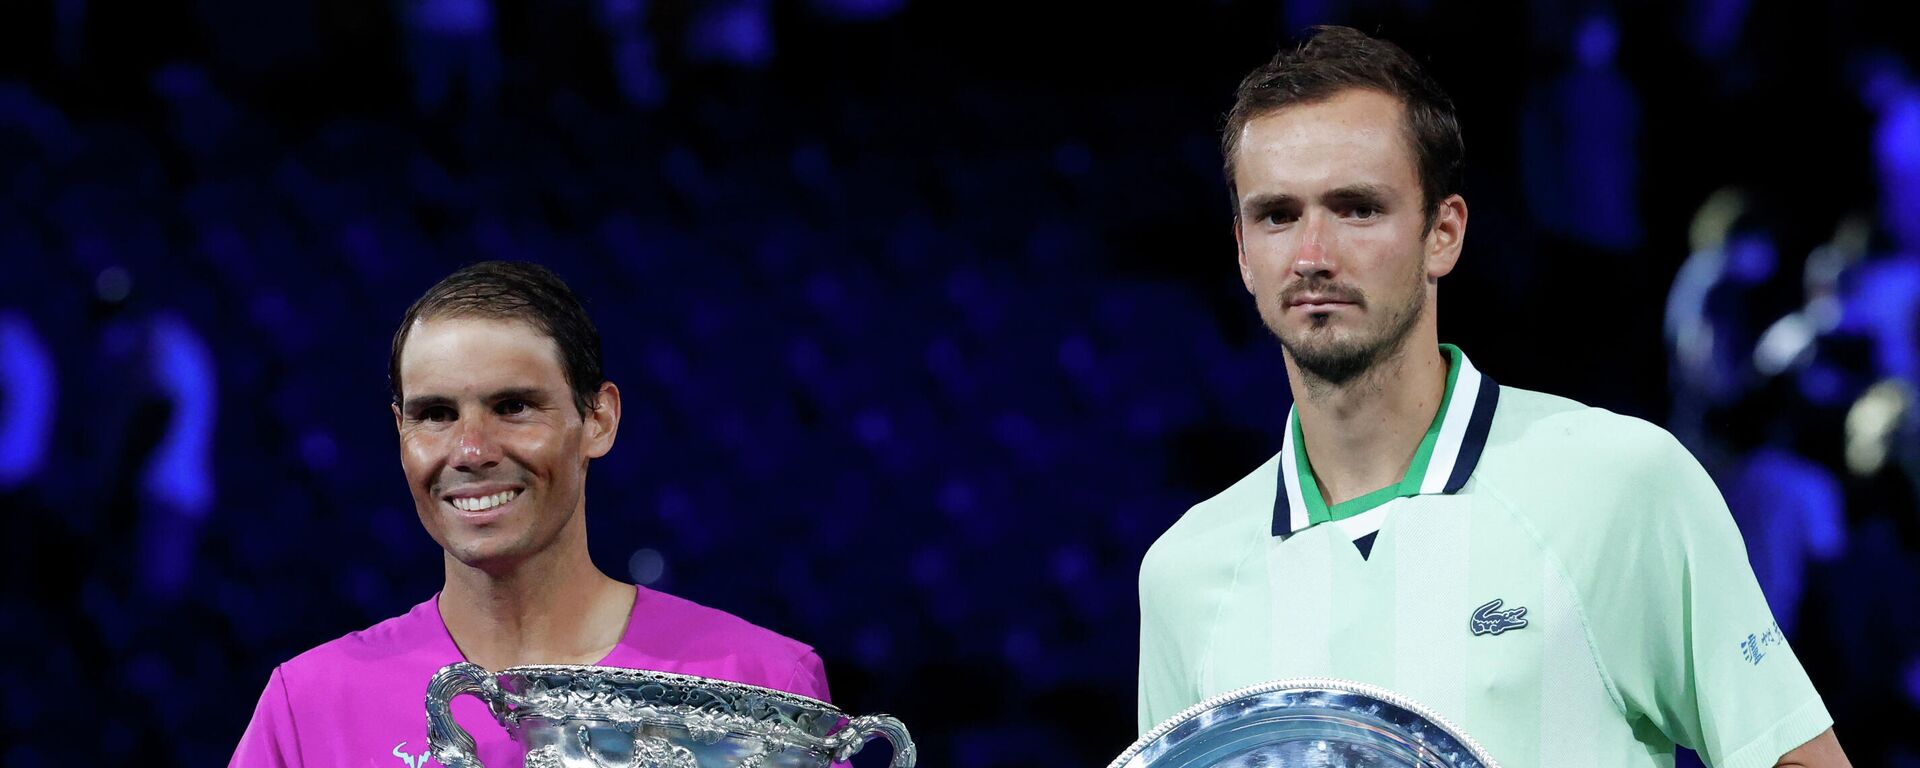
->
[1469, 598, 1530, 636]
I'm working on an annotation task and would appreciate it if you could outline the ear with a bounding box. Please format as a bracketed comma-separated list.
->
[392, 401, 404, 434]
[582, 381, 621, 460]
[1234, 217, 1257, 293]
[1424, 194, 1468, 280]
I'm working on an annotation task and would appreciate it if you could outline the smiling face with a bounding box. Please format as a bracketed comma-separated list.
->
[393, 316, 618, 574]
[1232, 88, 1465, 386]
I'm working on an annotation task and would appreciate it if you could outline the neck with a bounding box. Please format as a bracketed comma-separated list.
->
[1286, 335, 1449, 506]
[437, 516, 634, 672]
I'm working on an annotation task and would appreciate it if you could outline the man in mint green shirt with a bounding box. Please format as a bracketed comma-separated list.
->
[1137, 26, 1848, 767]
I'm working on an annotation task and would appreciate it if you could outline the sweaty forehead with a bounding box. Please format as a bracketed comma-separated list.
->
[398, 316, 568, 397]
[1232, 89, 1418, 197]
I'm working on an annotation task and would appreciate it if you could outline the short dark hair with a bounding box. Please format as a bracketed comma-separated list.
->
[389, 261, 605, 415]
[1222, 26, 1464, 231]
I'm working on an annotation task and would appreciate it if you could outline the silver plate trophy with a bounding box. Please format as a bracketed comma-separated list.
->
[426, 662, 915, 768]
[1108, 678, 1499, 768]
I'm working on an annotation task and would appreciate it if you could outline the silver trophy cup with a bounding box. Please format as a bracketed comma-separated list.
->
[426, 662, 916, 768]
[1109, 678, 1499, 768]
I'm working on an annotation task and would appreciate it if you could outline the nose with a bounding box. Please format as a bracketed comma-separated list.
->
[1291, 211, 1334, 279]
[452, 417, 502, 472]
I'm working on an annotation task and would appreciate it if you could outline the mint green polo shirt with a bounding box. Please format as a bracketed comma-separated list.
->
[1137, 346, 1832, 767]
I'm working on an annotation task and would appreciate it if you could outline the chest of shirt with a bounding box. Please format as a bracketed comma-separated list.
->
[291, 662, 526, 768]
[1200, 495, 1627, 761]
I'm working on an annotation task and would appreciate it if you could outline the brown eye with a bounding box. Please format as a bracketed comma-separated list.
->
[497, 399, 530, 415]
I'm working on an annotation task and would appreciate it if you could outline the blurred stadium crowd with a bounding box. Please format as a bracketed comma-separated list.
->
[1, 0, 1917, 765]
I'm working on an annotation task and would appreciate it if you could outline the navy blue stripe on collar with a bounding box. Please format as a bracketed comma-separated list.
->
[1272, 348, 1498, 540]
[1270, 479, 1289, 538]
[1442, 373, 1500, 494]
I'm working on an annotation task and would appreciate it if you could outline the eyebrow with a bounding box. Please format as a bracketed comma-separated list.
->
[1240, 184, 1392, 215]
[400, 394, 454, 414]
[1323, 183, 1391, 206]
[484, 387, 549, 404]
[1239, 192, 1298, 215]
[401, 387, 552, 414]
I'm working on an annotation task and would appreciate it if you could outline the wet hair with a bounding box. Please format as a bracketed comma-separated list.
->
[1222, 25, 1464, 231]
[389, 261, 604, 415]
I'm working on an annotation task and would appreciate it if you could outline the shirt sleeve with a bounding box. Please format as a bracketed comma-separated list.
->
[785, 649, 833, 703]
[795, 651, 890, 768]
[1137, 535, 1199, 735]
[230, 666, 301, 768]
[1584, 430, 1833, 768]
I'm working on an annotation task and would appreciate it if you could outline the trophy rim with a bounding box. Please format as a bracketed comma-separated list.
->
[1104, 676, 1501, 768]
[489, 663, 848, 716]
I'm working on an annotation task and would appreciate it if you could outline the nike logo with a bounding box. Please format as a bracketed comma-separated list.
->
[1469, 598, 1529, 636]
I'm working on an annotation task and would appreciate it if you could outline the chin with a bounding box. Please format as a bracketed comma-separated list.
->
[1278, 329, 1362, 358]
[443, 533, 537, 571]
[450, 549, 533, 575]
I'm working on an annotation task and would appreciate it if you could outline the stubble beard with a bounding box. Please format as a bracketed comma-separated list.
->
[1270, 270, 1428, 394]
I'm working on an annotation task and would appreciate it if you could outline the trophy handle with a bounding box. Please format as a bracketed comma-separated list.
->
[426, 662, 499, 768]
[827, 714, 917, 768]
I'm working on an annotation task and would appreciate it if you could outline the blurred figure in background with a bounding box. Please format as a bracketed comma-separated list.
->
[1521, 10, 1641, 255]
[404, 0, 499, 115]
[1666, 189, 1786, 471]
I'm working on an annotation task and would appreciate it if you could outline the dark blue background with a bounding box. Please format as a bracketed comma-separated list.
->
[3, 1, 1918, 765]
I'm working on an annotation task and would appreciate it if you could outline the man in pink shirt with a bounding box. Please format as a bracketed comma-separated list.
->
[232, 262, 831, 767]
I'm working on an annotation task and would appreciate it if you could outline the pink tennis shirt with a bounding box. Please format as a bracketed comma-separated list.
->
[231, 586, 831, 767]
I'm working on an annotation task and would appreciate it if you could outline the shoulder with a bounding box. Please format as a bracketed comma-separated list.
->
[1142, 452, 1277, 596]
[1480, 385, 1705, 499]
[1476, 385, 1733, 571]
[1487, 386, 1681, 460]
[272, 597, 452, 704]
[629, 585, 818, 660]
[617, 585, 826, 698]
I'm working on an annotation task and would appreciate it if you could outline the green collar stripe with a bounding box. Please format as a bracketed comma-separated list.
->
[1288, 344, 1467, 528]
[1396, 348, 1460, 497]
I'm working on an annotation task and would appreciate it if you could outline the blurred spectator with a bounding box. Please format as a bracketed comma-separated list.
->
[403, 0, 499, 114]
[0, 312, 55, 490]
[597, 0, 666, 107]
[1521, 10, 1641, 253]
[1685, 0, 1754, 62]
[1666, 189, 1781, 465]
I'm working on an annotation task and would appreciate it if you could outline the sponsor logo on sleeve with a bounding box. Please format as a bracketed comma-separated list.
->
[1740, 621, 1785, 665]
